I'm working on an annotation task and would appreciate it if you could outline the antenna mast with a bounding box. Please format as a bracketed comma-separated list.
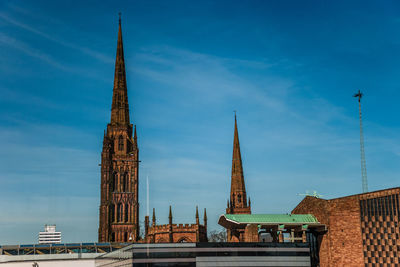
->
[353, 90, 368, 193]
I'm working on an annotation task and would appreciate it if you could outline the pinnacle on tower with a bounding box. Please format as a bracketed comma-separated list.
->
[168, 205, 173, 224]
[152, 208, 156, 226]
[196, 206, 199, 224]
[134, 125, 137, 143]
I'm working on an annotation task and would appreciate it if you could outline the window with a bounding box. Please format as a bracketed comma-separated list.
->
[118, 135, 124, 151]
[117, 203, 122, 222]
[122, 173, 126, 192]
[125, 204, 129, 222]
[111, 173, 117, 192]
[109, 205, 115, 222]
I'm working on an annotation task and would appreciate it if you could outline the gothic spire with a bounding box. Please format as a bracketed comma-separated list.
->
[228, 114, 251, 214]
[110, 14, 130, 125]
[168, 205, 173, 224]
[134, 125, 137, 143]
[152, 208, 156, 226]
[195, 206, 199, 224]
[231, 114, 245, 193]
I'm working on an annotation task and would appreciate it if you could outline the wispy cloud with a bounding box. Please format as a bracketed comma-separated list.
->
[134, 46, 290, 112]
[0, 33, 73, 71]
[0, 12, 113, 64]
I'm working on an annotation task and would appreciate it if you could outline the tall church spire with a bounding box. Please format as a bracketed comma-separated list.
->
[99, 15, 139, 243]
[227, 114, 251, 214]
[110, 14, 130, 125]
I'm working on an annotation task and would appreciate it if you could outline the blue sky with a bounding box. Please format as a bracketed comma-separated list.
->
[1, 0, 400, 244]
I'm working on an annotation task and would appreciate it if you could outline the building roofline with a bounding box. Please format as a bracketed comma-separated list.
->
[324, 186, 400, 201]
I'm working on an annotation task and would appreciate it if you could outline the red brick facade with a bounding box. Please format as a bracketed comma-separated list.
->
[292, 187, 400, 267]
[98, 18, 139, 242]
[144, 207, 208, 243]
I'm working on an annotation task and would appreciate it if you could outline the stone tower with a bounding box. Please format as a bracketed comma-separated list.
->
[98, 16, 139, 242]
[226, 115, 251, 215]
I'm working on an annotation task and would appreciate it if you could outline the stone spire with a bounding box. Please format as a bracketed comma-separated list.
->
[168, 205, 173, 225]
[195, 206, 199, 224]
[227, 114, 251, 214]
[203, 208, 207, 228]
[152, 208, 156, 226]
[110, 14, 130, 125]
[98, 15, 139, 243]
[168, 206, 173, 242]
[134, 125, 137, 143]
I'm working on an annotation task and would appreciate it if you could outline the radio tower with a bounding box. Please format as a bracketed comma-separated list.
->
[353, 90, 368, 193]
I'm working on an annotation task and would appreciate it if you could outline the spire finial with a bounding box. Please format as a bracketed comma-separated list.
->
[152, 208, 156, 225]
[119, 12, 121, 25]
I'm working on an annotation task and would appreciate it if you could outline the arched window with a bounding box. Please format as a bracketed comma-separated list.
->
[125, 173, 129, 192]
[121, 172, 129, 192]
[111, 172, 117, 192]
[109, 205, 115, 222]
[125, 204, 129, 222]
[122, 173, 126, 192]
[238, 194, 242, 203]
[124, 232, 128, 242]
[118, 135, 124, 151]
[117, 203, 122, 222]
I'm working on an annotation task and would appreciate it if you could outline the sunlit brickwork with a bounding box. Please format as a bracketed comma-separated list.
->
[292, 187, 400, 267]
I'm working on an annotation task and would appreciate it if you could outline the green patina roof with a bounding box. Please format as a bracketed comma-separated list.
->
[223, 214, 319, 224]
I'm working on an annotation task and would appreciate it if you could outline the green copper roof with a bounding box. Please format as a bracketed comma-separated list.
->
[223, 214, 319, 224]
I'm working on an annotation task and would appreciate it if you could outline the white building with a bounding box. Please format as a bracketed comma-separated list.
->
[38, 225, 61, 244]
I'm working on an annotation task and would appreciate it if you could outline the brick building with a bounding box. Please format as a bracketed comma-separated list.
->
[292, 187, 400, 267]
[144, 206, 208, 243]
[98, 16, 140, 242]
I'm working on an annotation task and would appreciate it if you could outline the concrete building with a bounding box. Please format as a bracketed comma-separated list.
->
[95, 242, 314, 267]
[0, 243, 126, 267]
[38, 225, 61, 244]
[292, 187, 400, 267]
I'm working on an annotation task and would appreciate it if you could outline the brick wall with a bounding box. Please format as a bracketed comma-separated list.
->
[292, 188, 400, 267]
[292, 196, 331, 267]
